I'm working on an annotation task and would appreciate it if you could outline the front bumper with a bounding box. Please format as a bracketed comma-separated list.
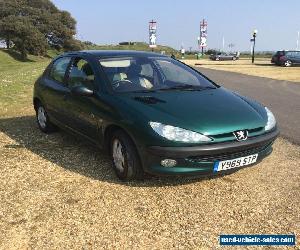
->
[141, 129, 279, 176]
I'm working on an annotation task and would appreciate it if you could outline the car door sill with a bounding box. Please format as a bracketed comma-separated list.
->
[49, 115, 103, 149]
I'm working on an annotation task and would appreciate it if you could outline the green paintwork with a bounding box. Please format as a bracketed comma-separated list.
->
[34, 51, 277, 176]
[115, 88, 267, 145]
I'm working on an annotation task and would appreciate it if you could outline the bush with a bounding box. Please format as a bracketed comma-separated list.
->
[63, 39, 84, 51]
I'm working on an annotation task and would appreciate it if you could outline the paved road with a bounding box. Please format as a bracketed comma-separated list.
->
[196, 67, 300, 145]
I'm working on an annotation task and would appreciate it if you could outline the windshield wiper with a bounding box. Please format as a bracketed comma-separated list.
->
[159, 85, 216, 91]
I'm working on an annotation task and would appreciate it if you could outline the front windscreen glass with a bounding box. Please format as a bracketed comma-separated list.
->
[99, 56, 216, 92]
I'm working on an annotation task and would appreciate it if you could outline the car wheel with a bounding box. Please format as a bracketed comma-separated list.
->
[35, 102, 56, 133]
[232, 57, 237, 61]
[110, 130, 144, 181]
[216, 57, 220, 61]
[284, 60, 292, 67]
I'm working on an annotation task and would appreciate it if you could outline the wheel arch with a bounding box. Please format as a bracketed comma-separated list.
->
[104, 123, 145, 177]
[33, 97, 42, 111]
[104, 124, 135, 151]
[103, 123, 143, 156]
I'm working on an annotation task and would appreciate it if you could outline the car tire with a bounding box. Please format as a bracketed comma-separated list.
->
[232, 57, 237, 61]
[35, 102, 56, 133]
[110, 130, 144, 181]
[284, 60, 292, 67]
[216, 57, 220, 61]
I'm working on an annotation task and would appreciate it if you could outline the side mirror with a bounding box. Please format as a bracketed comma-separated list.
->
[71, 85, 94, 97]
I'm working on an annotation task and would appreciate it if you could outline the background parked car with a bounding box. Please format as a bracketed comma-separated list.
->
[271, 50, 300, 67]
[210, 52, 239, 61]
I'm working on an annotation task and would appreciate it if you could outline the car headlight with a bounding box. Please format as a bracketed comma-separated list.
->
[265, 107, 276, 131]
[149, 122, 212, 142]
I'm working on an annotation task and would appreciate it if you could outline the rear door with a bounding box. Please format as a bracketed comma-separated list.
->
[41, 56, 72, 125]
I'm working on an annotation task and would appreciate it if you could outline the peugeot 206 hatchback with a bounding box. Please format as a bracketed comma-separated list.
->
[33, 50, 279, 180]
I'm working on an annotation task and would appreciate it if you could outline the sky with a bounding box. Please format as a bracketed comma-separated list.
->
[52, 0, 300, 52]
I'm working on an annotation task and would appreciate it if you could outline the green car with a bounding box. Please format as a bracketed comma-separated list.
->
[33, 50, 279, 180]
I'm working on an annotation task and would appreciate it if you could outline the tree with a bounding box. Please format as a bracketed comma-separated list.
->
[63, 39, 84, 52]
[205, 49, 219, 55]
[0, 15, 47, 58]
[0, 0, 79, 57]
[0, 0, 21, 48]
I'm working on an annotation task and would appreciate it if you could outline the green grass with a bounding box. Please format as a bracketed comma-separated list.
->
[0, 49, 52, 117]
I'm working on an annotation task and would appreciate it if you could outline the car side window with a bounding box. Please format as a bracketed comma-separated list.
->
[141, 64, 154, 78]
[49, 57, 71, 83]
[277, 51, 284, 56]
[291, 51, 298, 57]
[68, 58, 95, 90]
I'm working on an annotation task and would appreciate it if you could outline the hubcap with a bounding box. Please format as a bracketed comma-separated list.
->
[37, 106, 47, 129]
[112, 139, 125, 172]
[285, 61, 291, 66]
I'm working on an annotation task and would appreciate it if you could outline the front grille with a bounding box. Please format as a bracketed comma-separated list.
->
[187, 141, 272, 162]
[212, 127, 264, 139]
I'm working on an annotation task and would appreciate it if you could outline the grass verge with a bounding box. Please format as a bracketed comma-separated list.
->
[0, 49, 51, 117]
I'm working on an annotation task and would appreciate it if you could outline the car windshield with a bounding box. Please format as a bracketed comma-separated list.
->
[99, 56, 216, 93]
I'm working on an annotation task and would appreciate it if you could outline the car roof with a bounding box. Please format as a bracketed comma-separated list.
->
[61, 50, 168, 58]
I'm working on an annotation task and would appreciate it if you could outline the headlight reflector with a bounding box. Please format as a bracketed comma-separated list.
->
[149, 122, 212, 142]
[265, 107, 276, 131]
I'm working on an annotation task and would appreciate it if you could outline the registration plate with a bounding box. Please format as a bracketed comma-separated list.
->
[213, 154, 258, 172]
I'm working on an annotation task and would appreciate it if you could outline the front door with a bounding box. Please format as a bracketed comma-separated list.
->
[64, 57, 100, 141]
[294, 51, 300, 64]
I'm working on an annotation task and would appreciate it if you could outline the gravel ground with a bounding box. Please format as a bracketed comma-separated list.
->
[0, 115, 299, 249]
